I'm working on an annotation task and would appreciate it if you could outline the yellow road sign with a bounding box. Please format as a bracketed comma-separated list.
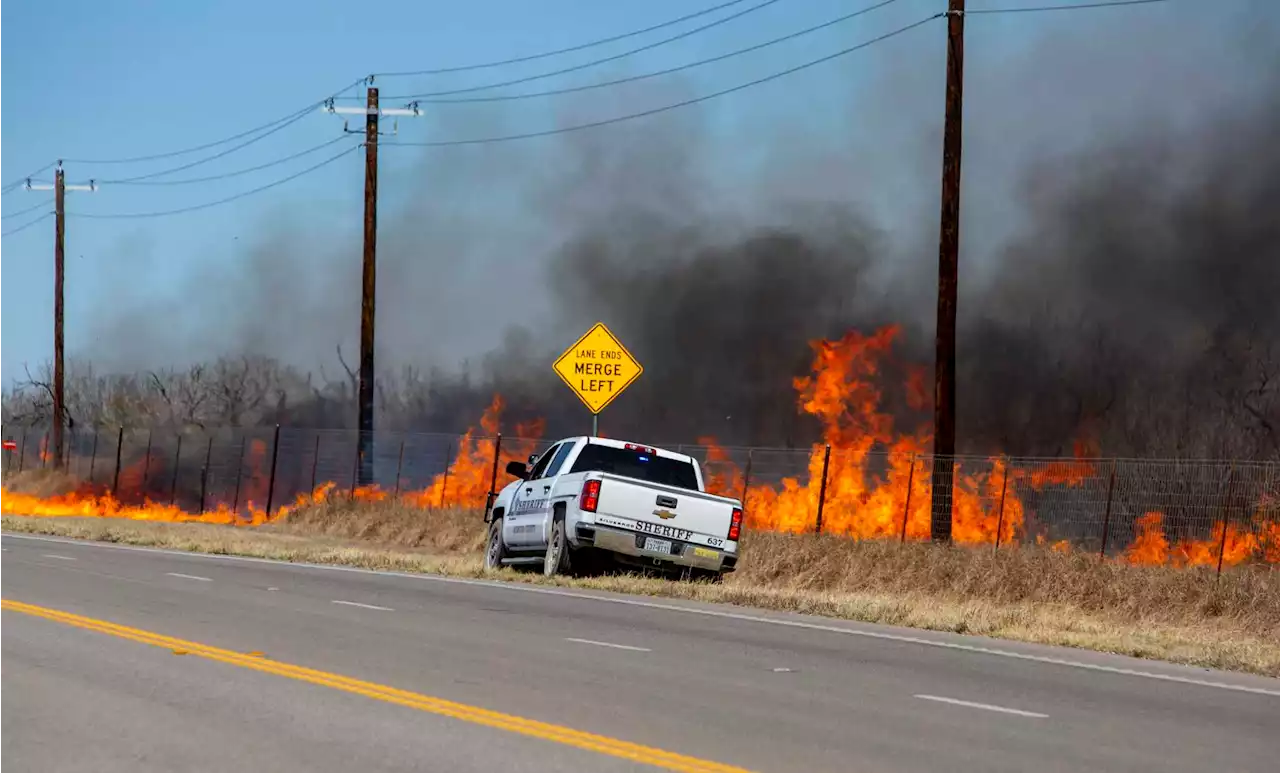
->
[553, 322, 643, 414]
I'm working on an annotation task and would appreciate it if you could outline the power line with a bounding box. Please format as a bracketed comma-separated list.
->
[385, 13, 941, 149]
[2, 162, 58, 195]
[1, 197, 54, 220]
[2, 211, 52, 238]
[71, 144, 360, 220]
[61, 77, 368, 167]
[967, 0, 1170, 13]
[101, 135, 356, 186]
[379, 0, 787, 101]
[418, 0, 902, 105]
[375, 0, 766, 77]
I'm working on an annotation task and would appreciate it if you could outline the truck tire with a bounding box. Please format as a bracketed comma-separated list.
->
[543, 515, 572, 578]
[484, 517, 507, 571]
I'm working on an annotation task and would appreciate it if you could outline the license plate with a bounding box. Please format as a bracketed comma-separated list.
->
[642, 537, 672, 555]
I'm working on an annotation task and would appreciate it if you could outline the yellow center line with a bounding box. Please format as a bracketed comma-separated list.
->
[2, 598, 755, 773]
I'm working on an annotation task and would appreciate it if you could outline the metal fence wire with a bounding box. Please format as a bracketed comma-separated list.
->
[3, 424, 1278, 567]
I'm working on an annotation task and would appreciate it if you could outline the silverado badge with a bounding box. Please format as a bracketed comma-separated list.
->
[652, 509, 677, 520]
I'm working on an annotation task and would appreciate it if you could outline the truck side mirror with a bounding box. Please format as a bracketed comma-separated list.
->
[506, 461, 529, 480]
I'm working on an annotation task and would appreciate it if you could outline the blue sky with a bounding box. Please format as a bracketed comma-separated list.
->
[2, 0, 1272, 385]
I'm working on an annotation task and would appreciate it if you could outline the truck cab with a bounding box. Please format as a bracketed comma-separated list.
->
[485, 437, 743, 580]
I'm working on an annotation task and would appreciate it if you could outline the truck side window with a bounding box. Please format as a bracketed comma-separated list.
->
[541, 442, 577, 479]
[527, 444, 559, 480]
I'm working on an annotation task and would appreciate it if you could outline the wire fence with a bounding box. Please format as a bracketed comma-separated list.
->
[3, 424, 1278, 568]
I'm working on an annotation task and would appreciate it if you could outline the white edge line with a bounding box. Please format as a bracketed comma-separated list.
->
[565, 637, 651, 652]
[331, 599, 394, 612]
[914, 694, 1049, 718]
[41, 553, 77, 561]
[4, 532, 1279, 698]
[166, 572, 213, 582]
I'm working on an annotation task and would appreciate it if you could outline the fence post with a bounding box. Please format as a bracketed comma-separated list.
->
[439, 438, 455, 508]
[87, 430, 100, 485]
[1216, 461, 1238, 576]
[394, 438, 406, 497]
[199, 436, 213, 514]
[309, 433, 321, 493]
[992, 462, 1009, 554]
[111, 427, 124, 497]
[1099, 462, 1117, 558]
[349, 431, 361, 501]
[815, 444, 832, 534]
[264, 425, 282, 518]
[140, 430, 153, 495]
[900, 454, 917, 543]
[17, 428, 28, 474]
[483, 434, 503, 522]
[169, 435, 183, 507]
[231, 435, 247, 513]
[740, 448, 754, 516]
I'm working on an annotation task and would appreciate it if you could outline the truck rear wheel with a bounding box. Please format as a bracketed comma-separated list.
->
[484, 517, 507, 571]
[543, 516, 572, 578]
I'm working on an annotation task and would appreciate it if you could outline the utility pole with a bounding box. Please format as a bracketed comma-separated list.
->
[26, 163, 96, 469]
[323, 85, 420, 484]
[930, 0, 964, 543]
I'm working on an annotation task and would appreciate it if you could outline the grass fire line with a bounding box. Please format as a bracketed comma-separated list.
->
[3, 326, 1278, 569]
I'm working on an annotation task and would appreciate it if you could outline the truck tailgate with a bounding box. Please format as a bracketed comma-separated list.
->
[592, 474, 736, 549]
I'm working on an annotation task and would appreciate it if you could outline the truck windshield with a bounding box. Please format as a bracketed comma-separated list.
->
[569, 444, 700, 490]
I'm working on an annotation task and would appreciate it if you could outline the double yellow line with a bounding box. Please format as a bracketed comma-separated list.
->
[2, 599, 754, 773]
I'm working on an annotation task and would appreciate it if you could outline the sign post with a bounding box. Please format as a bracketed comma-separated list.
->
[553, 322, 643, 436]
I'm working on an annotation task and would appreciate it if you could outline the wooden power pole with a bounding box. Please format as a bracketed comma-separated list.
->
[930, 0, 965, 543]
[358, 85, 379, 485]
[25, 163, 95, 469]
[53, 167, 66, 469]
[321, 85, 419, 485]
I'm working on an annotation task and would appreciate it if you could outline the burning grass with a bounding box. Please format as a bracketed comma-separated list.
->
[4, 494, 1278, 677]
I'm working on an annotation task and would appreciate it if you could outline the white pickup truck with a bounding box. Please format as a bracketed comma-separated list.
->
[484, 436, 743, 580]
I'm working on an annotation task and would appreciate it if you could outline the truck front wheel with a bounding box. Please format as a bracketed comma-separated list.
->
[485, 517, 507, 571]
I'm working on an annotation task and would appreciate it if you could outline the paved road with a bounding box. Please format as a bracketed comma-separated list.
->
[3, 533, 1278, 773]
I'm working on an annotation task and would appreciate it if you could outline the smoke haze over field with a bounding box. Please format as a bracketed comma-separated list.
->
[37, 4, 1280, 458]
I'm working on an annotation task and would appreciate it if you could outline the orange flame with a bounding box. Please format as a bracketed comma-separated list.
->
[2, 328, 1276, 570]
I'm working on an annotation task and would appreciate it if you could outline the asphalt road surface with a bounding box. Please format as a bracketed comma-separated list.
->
[3, 533, 1278, 773]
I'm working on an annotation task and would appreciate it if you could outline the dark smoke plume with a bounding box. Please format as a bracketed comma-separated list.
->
[13, 6, 1278, 460]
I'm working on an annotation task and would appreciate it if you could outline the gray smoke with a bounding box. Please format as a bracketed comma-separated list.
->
[46, 4, 1280, 459]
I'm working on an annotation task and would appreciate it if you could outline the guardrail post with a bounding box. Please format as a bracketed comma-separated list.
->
[483, 434, 503, 522]
[17, 428, 28, 474]
[199, 435, 213, 514]
[993, 461, 1009, 554]
[169, 435, 183, 506]
[900, 454, 916, 543]
[1099, 462, 1117, 558]
[265, 425, 282, 517]
[815, 444, 832, 534]
[111, 427, 124, 496]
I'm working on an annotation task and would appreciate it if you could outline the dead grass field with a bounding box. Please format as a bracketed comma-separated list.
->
[3, 472, 1279, 676]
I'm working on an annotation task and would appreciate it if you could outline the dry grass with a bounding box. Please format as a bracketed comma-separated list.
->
[4, 490, 1280, 677]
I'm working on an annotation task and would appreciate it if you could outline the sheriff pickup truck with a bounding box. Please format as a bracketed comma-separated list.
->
[484, 436, 743, 580]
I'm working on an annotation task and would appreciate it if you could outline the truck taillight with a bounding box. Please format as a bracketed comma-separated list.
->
[580, 479, 602, 513]
[728, 508, 743, 541]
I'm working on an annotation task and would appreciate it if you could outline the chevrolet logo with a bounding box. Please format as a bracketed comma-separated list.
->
[653, 509, 677, 520]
